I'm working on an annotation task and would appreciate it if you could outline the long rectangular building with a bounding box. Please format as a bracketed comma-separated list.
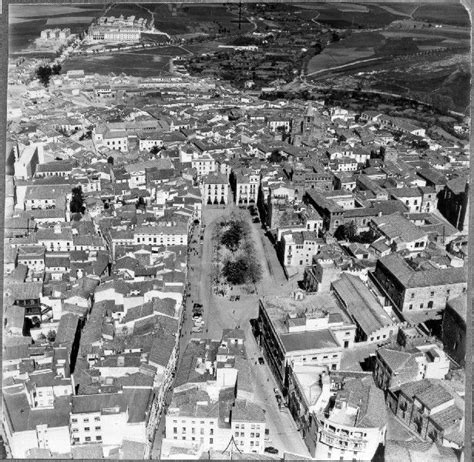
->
[256, 291, 356, 390]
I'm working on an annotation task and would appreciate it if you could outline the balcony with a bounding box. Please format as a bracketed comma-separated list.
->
[319, 431, 367, 451]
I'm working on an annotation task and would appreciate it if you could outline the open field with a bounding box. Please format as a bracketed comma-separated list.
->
[413, 4, 470, 26]
[46, 16, 96, 26]
[313, 4, 402, 29]
[62, 46, 191, 77]
[378, 3, 419, 17]
[307, 47, 375, 74]
[9, 5, 103, 18]
[9, 5, 103, 53]
[108, 3, 252, 36]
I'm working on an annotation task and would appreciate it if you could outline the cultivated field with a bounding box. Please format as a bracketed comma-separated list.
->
[413, 4, 470, 26]
[313, 4, 402, 29]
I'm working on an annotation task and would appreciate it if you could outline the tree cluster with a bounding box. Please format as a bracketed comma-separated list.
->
[223, 254, 262, 285]
[70, 186, 85, 214]
[334, 221, 376, 244]
[220, 219, 262, 285]
[35, 63, 62, 87]
[221, 220, 247, 252]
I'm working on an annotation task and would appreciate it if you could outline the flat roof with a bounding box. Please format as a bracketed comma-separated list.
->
[281, 329, 339, 353]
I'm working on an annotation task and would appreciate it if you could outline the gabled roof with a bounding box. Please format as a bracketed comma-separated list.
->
[377, 348, 420, 373]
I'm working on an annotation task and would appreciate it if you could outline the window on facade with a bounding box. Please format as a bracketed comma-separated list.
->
[210, 438, 213, 444]
[84, 427, 90, 432]
[85, 437, 91, 442]
[96, 436, 102, 441]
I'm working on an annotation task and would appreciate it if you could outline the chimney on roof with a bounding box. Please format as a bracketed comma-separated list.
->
[117, 356, 125, 367]
[54, 223, 62, 234]
[293, 289, 305, 301]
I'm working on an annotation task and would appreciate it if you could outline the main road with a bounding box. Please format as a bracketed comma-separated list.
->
[152, 202, 310, 458]
[186, 203, 309, 457]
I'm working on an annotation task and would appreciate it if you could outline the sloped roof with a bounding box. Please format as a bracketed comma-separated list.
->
[332, 274, 394, 335]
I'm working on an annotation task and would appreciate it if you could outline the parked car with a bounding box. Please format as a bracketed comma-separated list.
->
[264, 447, 278, 454]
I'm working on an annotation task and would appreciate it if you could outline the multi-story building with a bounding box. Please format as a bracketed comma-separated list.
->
[372, 253, 467, 315]
[163, 387, 266, 458]
[191, 153, 217, 177]
[388, 187, 437, 214]
[161, 330, 266, 459]
[437, 175, 469, 232]
[303, 245, 366, 294]
[311, 375, 387, 461]
[279, 231, 322, 271]
[303, 190, 345, 233]
[374, 344, 450, 391]
[257, 291, 356, 389]
[138, 132, 164, 151]
[370, 212, 429, 255]
[17, 245, 46, 272]
[201, 173, 229, 205]
[389, 379, 464, 449]
[93, 127, 129, 152]
[441, 296, 466, 367]
[233, 170, 260, 206]
[3, 384, 72, 458]
[24, 184, 71, 211]
[331, 273, 399, 344]
[230, 400, 266, 454]
[13, 143, 43, 180]
[70, 390, 151, 456]
[133, 224, 188, 248]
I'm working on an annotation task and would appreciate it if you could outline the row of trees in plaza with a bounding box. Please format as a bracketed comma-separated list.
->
[220, 218, 262, 285]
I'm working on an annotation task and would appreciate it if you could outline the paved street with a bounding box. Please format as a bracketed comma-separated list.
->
[244, 322, 311, 457]
[152, 203, 309, 458]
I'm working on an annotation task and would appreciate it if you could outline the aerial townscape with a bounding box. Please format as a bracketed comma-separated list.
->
[2, 2, 470, 462]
